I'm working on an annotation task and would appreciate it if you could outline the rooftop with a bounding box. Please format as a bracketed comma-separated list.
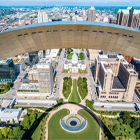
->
[18, 83, 39, 91]
[101, 61, 113, 73]
[0, 108, 22, 118]
[2, 21, 140, 34]
[72, 53, 78, 59]
[13, 57, 28, 65]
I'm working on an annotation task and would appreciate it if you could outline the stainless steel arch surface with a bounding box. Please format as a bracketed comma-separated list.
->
[0, 21, 140, 60]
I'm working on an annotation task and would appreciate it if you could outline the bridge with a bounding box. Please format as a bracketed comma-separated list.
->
[0, 21, 140, 60]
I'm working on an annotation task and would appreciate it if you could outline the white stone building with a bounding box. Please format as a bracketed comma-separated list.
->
[64, 54, 86, 73]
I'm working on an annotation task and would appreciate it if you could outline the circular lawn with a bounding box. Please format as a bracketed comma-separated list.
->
[48, 109, 99, 140]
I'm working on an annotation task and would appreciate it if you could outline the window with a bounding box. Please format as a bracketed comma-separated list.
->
[77, 29, 81, 32]
[99, 31, 104, 33]
[129, 35, 133, 38]
[62, 29, 66, 32]
[68, 29, 73, 31]
[32, 32, 36, 34]
[114, 33, 119, 35]
[111, 96, 112, 98]
[109, 96, 110, 98]
[108, 32, 112, 34]
[122, 34, 127, 37]
[17, 34, 22, 36]
[92, 30, 97, 32]
[38, 31, 43, 33]
[24, 33, 28, 35]
[47, 30, 51, 32]
[84, 30, 88, 32]
[53, 30, 58, 32]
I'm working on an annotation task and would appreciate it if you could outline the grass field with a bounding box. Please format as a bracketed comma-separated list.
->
[48, 109, 99, 140]
[68, 79, 81, 103]
[63, 68, 70, 73]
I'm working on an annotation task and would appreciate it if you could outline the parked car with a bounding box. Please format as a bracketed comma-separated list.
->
[101, 105, 104, 108]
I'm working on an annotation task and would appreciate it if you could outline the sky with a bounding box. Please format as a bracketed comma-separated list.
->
[0, 0, 140, 6]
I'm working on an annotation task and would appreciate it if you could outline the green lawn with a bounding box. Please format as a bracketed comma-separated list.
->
[67, 53, 73, 60]
[48, 109, 99, 140]
[63, 68, 70, 73]
[78, 69, 86, 73]
[68, 79, 81, 103]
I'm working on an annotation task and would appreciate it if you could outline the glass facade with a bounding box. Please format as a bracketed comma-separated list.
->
[29, 51, 39, 66]
[0, 59, 15, 84]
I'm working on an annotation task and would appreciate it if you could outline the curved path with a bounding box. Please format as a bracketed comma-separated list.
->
[45, 102, 103, 140]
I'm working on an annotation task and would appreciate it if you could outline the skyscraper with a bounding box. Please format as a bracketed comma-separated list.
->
[36, 58, 53, 94]
[87, 6, 96, 21]
[38, 8, 48, 23]
[117, 7, 140, 29]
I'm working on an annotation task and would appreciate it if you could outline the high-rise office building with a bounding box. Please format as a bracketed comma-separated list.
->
[29, 51, 39, 66]
[38, 8, 48, 23]
[0, 59, 15, 84]
[36, 58, 53, 95]
[117, 7, 140, 29]
[87, 6, 96, 21]
[94, 55, 138, 102]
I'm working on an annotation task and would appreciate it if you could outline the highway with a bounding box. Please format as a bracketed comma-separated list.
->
[93, 105, 136, 111]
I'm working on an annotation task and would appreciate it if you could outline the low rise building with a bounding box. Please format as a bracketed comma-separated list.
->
[0, 108, 23, 123]
[95, 55, 138, 102]
[12, 56, 29, 76]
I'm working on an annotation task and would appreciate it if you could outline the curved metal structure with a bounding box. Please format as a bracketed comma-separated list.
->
[0, 21, 140, 60]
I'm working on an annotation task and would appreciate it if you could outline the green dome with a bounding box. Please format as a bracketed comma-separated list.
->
[72, 54, 78, 59]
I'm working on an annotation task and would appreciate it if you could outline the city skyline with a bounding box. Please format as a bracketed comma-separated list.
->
[1, 0, 140, 6]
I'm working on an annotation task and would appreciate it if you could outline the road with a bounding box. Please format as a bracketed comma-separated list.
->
[93, 105, 136, 111]
[55, 48, 65, 99]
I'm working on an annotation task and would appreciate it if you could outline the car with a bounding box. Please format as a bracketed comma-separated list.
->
[101, 105, 104, 108]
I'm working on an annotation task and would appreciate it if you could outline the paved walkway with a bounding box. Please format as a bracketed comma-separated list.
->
[45, 103, 103, 140]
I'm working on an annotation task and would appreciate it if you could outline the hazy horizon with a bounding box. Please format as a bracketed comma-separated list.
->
[0, 0, 140, 6]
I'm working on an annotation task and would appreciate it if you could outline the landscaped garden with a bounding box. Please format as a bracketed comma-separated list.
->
[48, 109, 99, 140]
[0, 82, 13, 94]
[100, 112, 139, 140]
[68, 79, 81, 103]
[62, 77, 72, 99]
[77, 77, 88, 99]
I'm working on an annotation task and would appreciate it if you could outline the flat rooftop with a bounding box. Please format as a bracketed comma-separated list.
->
[101, 61, 113, 73]
[13, 57, 28, 65]
[112, 76, 125, 89]
[0, 108, 22, 118]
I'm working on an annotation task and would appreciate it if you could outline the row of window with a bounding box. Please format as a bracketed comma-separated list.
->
[100, 96, 118, 98]
[17, 30, 134, 38]
[109, 92, 119, 94]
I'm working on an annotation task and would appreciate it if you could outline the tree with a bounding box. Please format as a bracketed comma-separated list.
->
[136, 129, 140, 139]
[112, 124, 118, 132]
[14, 130, 26, 140]
[0, 131, 4, 139]
[118, 118, 123, 123]
[13, 126, 21, 134]
[121, 112, 131, 125]
[1, 127, 8, 138]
